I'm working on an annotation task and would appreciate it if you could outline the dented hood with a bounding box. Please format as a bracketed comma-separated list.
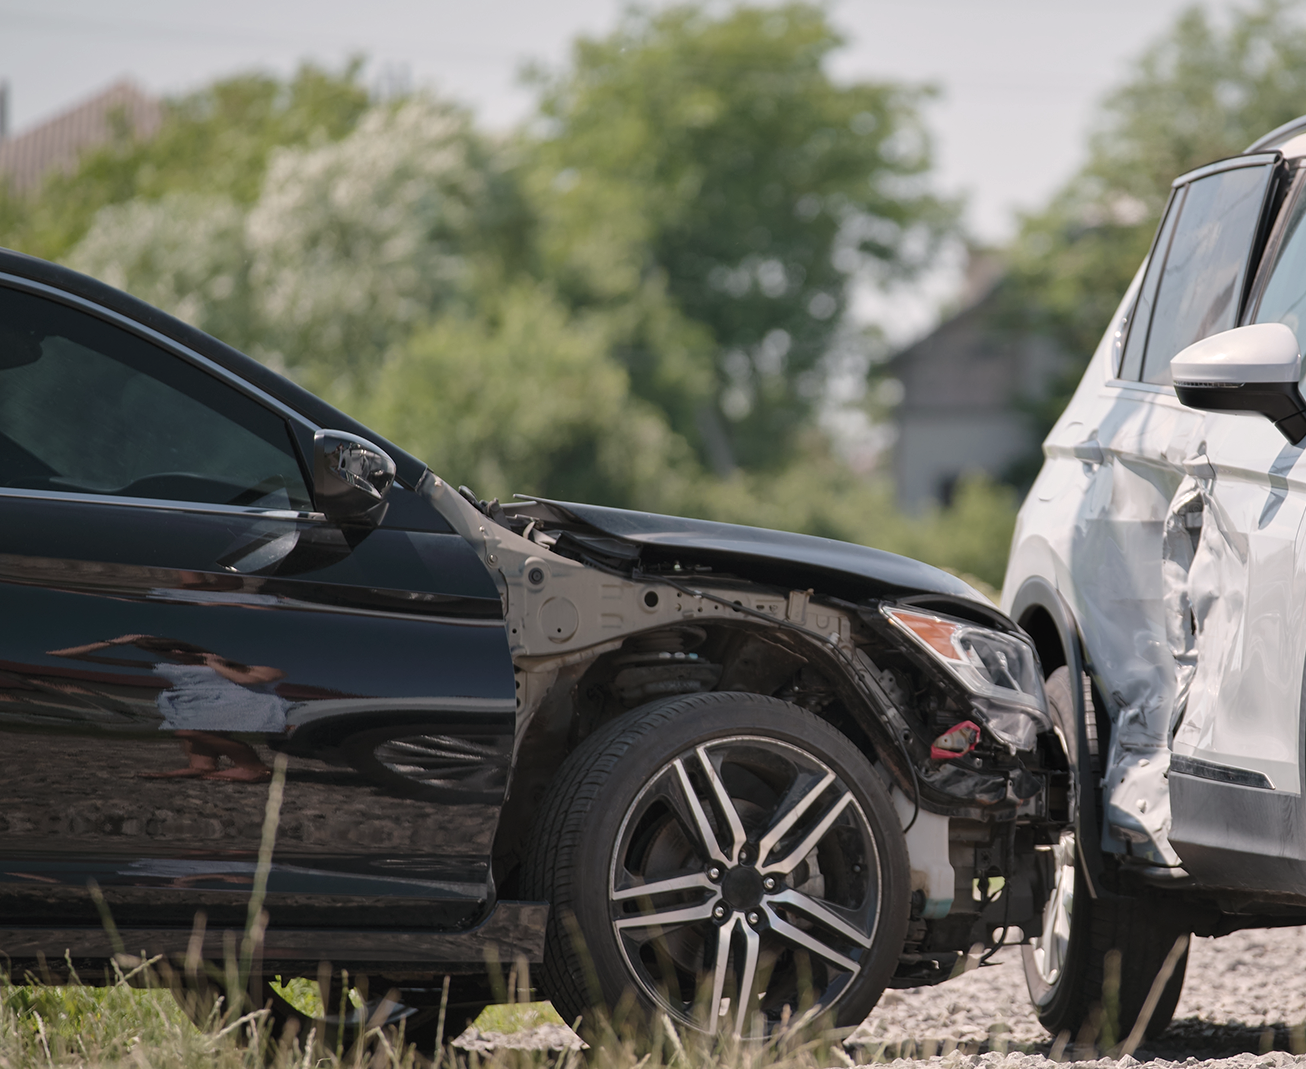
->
[533, 499, 987, 603]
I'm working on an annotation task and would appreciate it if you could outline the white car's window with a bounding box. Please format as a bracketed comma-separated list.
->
[1119, 190, 1183, 381]
[1139, 163, 1274, 385]
[1253, 187, 1306, 376]
[0, 285, 312, 510]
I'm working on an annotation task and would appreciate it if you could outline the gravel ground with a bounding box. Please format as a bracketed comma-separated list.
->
[460, 927, 1306, 1064]
[848, 927, 1306, 1062]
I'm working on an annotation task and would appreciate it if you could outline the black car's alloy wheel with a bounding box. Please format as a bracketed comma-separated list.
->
[523, 692, 910, 1036]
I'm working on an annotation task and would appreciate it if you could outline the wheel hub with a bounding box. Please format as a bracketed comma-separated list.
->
[1030, 828, 1076, 998]
[608, 735, 882, 1035]
[719, 863, 764, 912]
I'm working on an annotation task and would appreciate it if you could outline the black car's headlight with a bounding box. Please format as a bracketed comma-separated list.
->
[882, 605, 1051, 752]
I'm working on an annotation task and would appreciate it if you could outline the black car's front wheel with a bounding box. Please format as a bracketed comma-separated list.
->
[522, 692, 910, 1036]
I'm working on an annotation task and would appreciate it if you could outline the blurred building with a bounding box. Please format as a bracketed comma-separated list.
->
[0, 79, 161, 196]
[889, 252, 1072, 508]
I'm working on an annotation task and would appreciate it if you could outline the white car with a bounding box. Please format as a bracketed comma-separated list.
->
[1005, 115, 1306, 1041]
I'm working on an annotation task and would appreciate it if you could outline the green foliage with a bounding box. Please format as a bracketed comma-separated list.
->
[999, 0, 1306, 447]
[358, 282, 702, 511]
[474, 1000, 567, 1033]
[526, 3, 952, 471]
[67, 95, 495, 391]
[1090, 0, 1306, 211]
[1, 968, 215, 1068]
[0, 3, 1017, 587]
[358, 283, 1016, 585]
[67, 191, 255, 348]
[684, 464, 1016, 591]
[0, 62, 372, 264]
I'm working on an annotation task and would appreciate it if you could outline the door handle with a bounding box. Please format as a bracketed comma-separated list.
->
[1072, 439, 1105, 465]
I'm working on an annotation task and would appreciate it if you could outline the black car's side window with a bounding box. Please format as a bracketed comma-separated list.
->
[0, 285, 311, 510]
[1134, 163, 1275, 385]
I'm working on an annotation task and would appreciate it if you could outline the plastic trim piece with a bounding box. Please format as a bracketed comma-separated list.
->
[1171, 152, 1281, 188]
[1170, 753, 1275, 790]
[0, 900, 549, 970]
[0, 485, 327, 522]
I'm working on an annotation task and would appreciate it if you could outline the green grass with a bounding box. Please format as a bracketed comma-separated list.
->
[269, 977, 567, 1035]
[1, 963, 870, 1069]
[2, 968, 243, 1069]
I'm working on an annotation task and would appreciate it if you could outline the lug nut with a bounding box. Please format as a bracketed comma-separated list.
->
[747, 911, 760, 926]
[713, 904, 727, 920]
[762, 876, 777, 892]
[707, 865, 722, 881]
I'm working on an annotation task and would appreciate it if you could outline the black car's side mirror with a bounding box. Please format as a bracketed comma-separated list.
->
[313, 429, 396, 522]
[1171, 322, 1306, 444]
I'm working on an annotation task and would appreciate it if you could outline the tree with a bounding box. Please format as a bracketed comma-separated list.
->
[526, 3, 951, 473]
[4, 18, 1020, 588]
[999, 0, 1306, 453]
[68, 96, 505, 399]
[359, 282, 701, 510]
[0, 63, 372, 264]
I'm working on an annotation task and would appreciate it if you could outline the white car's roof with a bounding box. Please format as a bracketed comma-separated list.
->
[1246, 114, 1306, 157]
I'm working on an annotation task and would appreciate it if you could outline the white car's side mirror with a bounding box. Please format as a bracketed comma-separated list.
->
[1170, 322, 1306, 443]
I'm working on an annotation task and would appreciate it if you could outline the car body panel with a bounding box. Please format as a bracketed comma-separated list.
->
[0, 275, 517, 931]
[528, 498, 988, 602]
[1006, 145, 1306, 900]
[0, 490, 516, 929]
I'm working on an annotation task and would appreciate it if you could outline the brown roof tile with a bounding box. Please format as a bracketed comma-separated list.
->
[0, 79, 162, 195]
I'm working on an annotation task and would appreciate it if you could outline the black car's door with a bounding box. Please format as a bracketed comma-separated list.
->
[0, 280, 516, 930]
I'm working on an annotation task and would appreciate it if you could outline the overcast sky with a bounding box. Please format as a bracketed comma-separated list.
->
[1, 0, 1240, 243]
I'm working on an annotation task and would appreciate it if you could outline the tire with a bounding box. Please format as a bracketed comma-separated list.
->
[521, 691, 911, 1036]
[1022, 667, 1189, 1043]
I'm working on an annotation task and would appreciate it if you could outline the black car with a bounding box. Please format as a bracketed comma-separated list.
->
[0, 247, 1068, 1040]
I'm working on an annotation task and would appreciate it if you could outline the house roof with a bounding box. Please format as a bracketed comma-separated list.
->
[0, 79, 162, 196]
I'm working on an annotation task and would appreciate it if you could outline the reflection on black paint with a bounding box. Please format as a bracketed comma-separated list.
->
[47, 634, 289, 782]
[0, 491, 516, 929]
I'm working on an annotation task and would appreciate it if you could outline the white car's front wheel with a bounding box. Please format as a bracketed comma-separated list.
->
[1026, 827, 1076, 996]
[1021, 667, 1189, 1043]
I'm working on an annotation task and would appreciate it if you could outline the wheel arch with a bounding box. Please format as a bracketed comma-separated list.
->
[492, 617, 895, 896]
